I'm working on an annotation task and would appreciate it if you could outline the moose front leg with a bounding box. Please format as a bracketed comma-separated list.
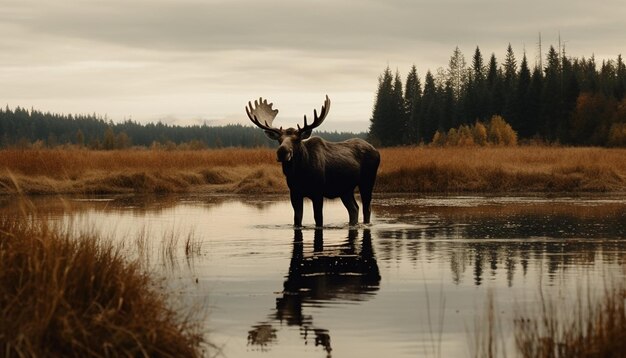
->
[312, 196, 324, 228]
[290, 191, 304, 227]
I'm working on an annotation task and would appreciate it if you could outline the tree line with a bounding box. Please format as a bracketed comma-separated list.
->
[0, 106, 365, 149]
[369, 44, 626, 146]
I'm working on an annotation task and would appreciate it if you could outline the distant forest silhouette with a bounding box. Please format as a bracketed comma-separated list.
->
[0, 106, 365, 149]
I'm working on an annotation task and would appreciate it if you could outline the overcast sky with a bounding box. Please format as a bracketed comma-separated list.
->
[1, 0, 625, 132]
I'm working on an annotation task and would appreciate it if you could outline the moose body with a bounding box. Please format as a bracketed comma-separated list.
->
[246, 96, 380, 227]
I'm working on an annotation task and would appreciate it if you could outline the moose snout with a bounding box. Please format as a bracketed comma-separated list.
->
[276, 146, 293, 162]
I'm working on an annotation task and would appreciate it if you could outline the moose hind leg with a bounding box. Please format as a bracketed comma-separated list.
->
[340, 193, 359, 226]
[360, 185, 373, 224]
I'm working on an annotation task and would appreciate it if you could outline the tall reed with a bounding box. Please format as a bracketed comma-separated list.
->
[0, 216, 207, 357]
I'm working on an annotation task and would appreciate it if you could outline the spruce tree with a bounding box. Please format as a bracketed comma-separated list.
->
[369, 67, 405, 146]
[503, 44, 520, 131]
[487, 53, 504, 116]
[560, 54, 580, 142]
[421, 71, 439, 142]
[542, 46, 562, 140]
[528, 66, 543, 138]
[615, 54, 626, 99]
[516, 54, 533, 137]
[404, 65, 422, 144]
[392, 70, 406, 145]
[469, 47, 488, 122]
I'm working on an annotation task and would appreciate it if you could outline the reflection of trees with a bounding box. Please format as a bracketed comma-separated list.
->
[0, 194, 281, 217]
[374, 206, 626, 286]
[248, 229, 380, 356]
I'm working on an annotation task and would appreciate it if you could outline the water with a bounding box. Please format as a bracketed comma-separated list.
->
[2, 193, 626, 357]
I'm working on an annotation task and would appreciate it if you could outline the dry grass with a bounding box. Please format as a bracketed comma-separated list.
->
[0, 146, 625, 194]
[0, 216, 207, 357]
[377, 146, 626, 192]
[514, 283, 626, 358]
[473, 281, 626, 358]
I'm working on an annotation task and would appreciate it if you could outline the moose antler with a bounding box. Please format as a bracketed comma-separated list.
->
[297, 95, 331, 134]
[246, 97, 282, 136]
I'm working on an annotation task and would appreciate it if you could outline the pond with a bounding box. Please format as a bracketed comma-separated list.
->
[2, 193, 626, 357]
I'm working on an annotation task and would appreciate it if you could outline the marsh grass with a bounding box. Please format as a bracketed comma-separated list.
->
[471, 290, 508, 358]
[184, 229, 203, 259]
[0, 146, 625, 194]
[377, 146, 626, 193]
[513, 282, 626, 358]
[0, 215, 208, 357]
[473, 280, 626, 358]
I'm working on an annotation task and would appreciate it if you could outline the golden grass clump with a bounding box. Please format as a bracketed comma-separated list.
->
[0, 217, 205, 357]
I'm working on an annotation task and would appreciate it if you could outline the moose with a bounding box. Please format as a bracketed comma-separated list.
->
[246, 96, 380, 227]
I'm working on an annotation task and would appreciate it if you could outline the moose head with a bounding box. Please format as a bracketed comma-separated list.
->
[246, 96, 330, 162]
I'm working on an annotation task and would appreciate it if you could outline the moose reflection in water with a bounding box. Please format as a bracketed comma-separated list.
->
[247, 228, 380, 356]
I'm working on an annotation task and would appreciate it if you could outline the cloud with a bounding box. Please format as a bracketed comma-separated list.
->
[1, 0, 625, 131]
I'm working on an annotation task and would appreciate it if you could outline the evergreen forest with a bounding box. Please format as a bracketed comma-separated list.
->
[369, 44, 626, 147]
[0, 106, 365, 149]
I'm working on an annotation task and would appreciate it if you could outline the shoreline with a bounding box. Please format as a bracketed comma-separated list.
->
[1, 146, 625, 195]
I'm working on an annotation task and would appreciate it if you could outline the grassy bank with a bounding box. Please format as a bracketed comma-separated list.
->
[0, 216, 207, 357]
[0, 146, 625, 195]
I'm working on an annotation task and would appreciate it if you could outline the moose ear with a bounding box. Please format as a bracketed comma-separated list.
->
[264, 130, 281, 141]
[299, 129, 313, 140]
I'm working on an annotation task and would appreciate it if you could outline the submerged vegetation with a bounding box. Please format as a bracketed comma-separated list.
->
[0, 216, 206, 357]
[0, 146, 624, 195]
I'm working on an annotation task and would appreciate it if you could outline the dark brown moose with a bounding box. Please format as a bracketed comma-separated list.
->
[246, 96, 380, 227]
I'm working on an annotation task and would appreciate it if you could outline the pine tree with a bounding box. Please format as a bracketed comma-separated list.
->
[472, 46, 486, 82]
[467, 47, 488, 122]
[528, 66, 543, 138]
[404, 65, 422, 144]
[542, 46, 562, 140]
[560, 54, 580, 142]
[615, 54, 626, 99]
[516, 53, 533, 137]
[503, 44, 520, 131]
[392, 70, 406, 144]
[503, 44, 518, 90]
[421, 71, 439, 142]
[369, 67, 405, 146]
[487, 53, 504, 116]
[441, 81, 455, 130]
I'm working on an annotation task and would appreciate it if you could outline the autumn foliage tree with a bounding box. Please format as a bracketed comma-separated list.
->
[431, 115, 517, 147]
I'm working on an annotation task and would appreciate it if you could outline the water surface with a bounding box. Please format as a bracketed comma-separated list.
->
[3, 194, 625, 357]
